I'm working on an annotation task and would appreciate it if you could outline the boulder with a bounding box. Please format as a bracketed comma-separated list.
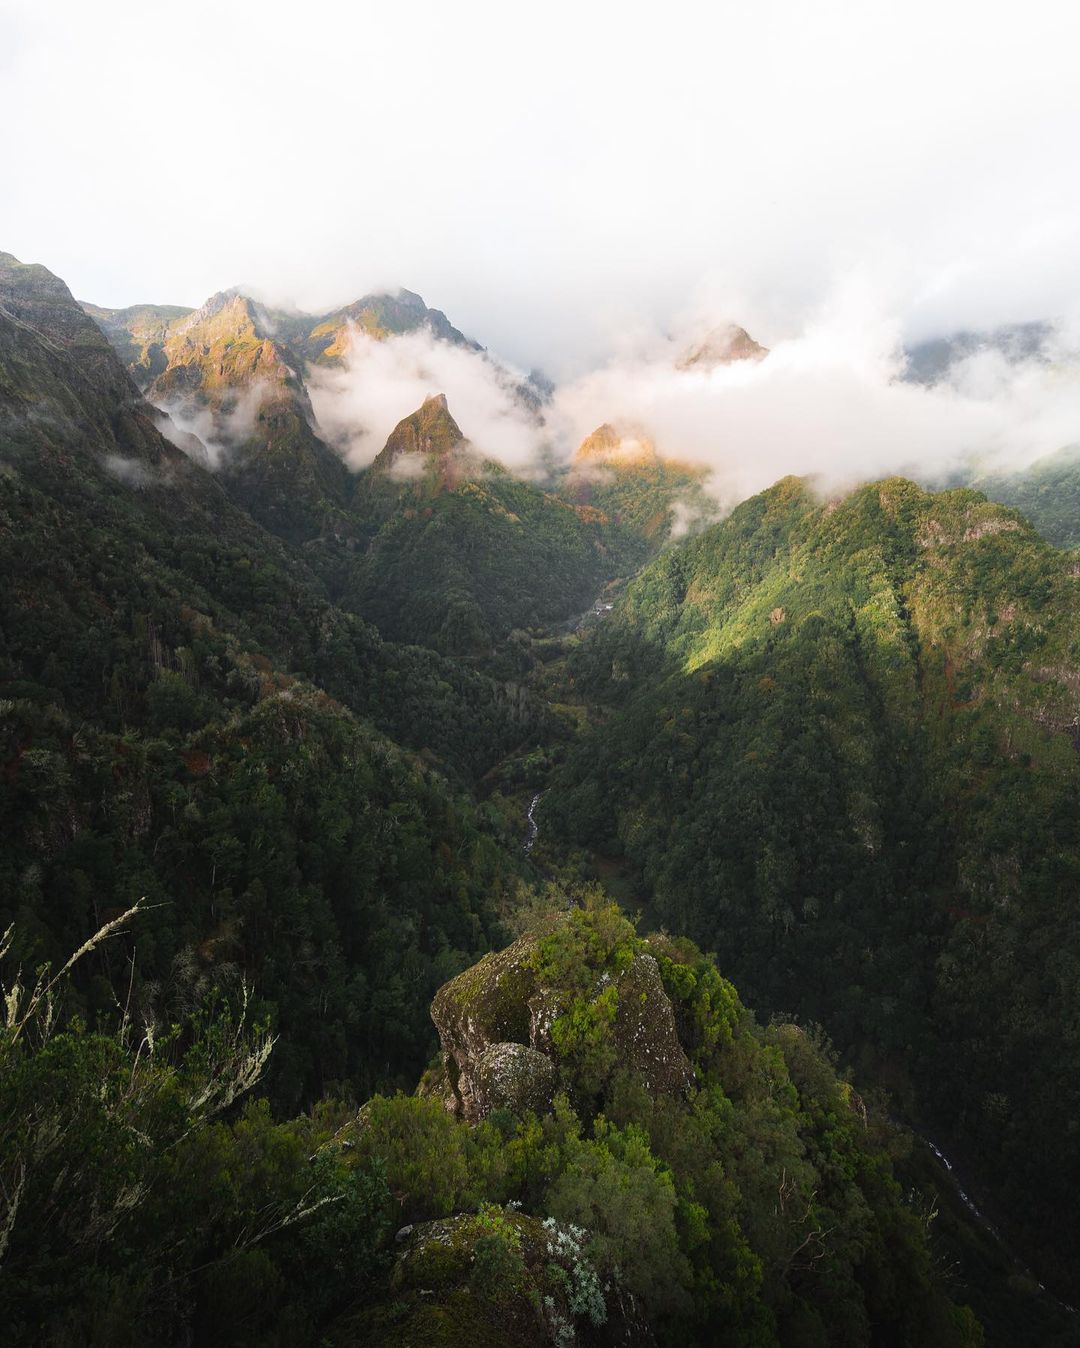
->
[473, 1041, 556, 1118]
[430, 927, 692, 1122]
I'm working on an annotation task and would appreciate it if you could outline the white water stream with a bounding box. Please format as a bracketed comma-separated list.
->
[922, 1134, 1077, 1315]
[524, 791, 543, 853]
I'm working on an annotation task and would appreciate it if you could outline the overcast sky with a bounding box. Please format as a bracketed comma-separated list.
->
[3, 0, 1080, 372]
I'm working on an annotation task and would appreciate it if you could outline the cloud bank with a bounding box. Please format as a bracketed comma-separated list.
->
[545, 289, 1080, 509]
[298, 276, 1080, 516]
[307, 328, 548, 473]
[156, 384, 275, 470]
[5, 1, 1080, 371]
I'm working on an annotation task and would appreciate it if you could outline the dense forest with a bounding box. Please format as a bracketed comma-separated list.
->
[543, 476, 1080, 1303]
[2, 249, 1079, 1345]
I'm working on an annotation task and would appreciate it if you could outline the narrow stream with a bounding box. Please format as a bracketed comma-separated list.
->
[921, 1134, 1078, 1315]
[524, 790, 543, 853]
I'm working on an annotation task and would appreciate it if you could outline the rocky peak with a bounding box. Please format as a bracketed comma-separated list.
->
[676, 323, 768, 371]
[0, 250, 166, 440]
[573, 421, 658, 465]
[370, 392, 467, 474]
[171, 290, 267, 343]
[1, 251, 120, 358]
[297, 288, 478, 366]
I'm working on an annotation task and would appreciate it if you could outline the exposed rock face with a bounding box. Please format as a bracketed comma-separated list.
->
[370, 392, 466, 473]
[429, 928, 692, 1123]
[430, 935, 537, 1121]
[293, 287, 478, 367]
[132, 290, 352, 542]
[474, 1042, 556, 1117]
[611, 951, 694, 1095]
[573, 421, 658, 465]
[82, 284, 479, 540]
[0, 251, 218, 490]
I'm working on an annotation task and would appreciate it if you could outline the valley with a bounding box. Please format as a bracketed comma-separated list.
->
[2, 247, 1079, 1346]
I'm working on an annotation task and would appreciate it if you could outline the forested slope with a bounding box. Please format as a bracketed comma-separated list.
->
[3, 248, 1077, 1344]
[0, 251, 547, 1107]
[545, 475, 1080, 1296]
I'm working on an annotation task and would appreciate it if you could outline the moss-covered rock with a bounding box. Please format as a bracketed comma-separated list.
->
[430, 934, 539, 1121]
[336, 1211, 549, 1347]
[337, 1207, 648, 1348]
[474, 1041, 556, 1117]
[430, 916, 692, 1122]
[609, 952, 693, 1095]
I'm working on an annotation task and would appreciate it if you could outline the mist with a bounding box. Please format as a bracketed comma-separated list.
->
[8, 0, 1080, 499]
[295, 275, 1080, 511]
[156, 384, 274, 470]
[545, 286, 1080, 508]
[307, 329, 548, 473]
[5, 1, 1080, 372]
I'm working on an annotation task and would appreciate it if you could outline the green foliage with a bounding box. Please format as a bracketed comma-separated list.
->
[0, 913, 393, 1345]
[352, 918, 979, 1345]
[0, 253, 1061, 1343]
[468, 1202, 526, 1299]
[346, 458, 622, 662]
[545, 1117, 690, 1312]
[974, 444, 1080, 549]
[546, 475, 1080, 1304]
[0, 255, 555, 1106]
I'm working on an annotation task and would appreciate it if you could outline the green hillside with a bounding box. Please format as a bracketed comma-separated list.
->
[344, 396, 628, 660]
[545, 475, 1080, 1299]
[5, 250, 1080, 1345]
[973, 445, 1080, 549]
[1, 900, 983, 1346]
[0, 251, 551, 1110]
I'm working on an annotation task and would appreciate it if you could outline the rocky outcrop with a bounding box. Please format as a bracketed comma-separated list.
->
[429, 926, 692, 1123]
[370, 392, 470, 477]
[610, 950, 694, 1095]
[335, 1208, 651, 1347]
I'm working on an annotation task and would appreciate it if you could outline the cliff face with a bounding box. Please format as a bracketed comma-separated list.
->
[134, 291, 354, 542]
[0, 251, 223, 497]
[428, 925, 693, 1124]
[290, 288, 478, 367]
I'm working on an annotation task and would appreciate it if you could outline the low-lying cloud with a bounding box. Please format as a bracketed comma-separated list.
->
[297, 277, 1080, 517]
[156, 383, 274, 470]
[547, 288, 1080, 510]
[307, 327, 548, 473]
[142, 278, 1080, 529]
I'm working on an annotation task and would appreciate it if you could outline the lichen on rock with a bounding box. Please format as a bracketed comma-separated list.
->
[609, 951, 693, 1095]
[429, 912, 692, 1123]
[473, 1041, 556, 1118]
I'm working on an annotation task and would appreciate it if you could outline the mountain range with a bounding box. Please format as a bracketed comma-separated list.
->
[2, 248, 1079, 1346]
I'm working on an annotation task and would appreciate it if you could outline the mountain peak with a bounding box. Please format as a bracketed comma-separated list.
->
[676, 323, 768, 371]
[371, 393, 465, 474]
[174, 289, 265, 340]
[573, 421, 658, 465]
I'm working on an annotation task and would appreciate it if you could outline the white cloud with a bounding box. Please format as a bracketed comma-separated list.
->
[154, 383, 274, 470]
[307, 327, 547, 471]
[4, 1, 1080, 371]
[548, 282, 1080, 506]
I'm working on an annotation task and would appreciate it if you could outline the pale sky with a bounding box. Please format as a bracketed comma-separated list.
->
[3, 0, 1080, 371]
